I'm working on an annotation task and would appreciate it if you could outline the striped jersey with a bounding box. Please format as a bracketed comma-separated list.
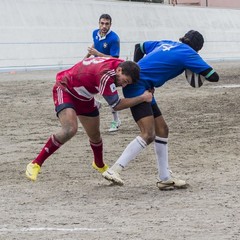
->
[56, 57, 123, 107]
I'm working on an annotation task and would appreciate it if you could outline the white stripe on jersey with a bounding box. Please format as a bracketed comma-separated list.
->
[57, 87, 63, 104]
[99, 70, 116, 95]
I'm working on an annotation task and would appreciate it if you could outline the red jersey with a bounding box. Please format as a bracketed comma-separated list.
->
[56, 57, 124, 107]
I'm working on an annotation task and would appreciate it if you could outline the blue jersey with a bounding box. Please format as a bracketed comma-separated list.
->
[92, 29, 120, 58]
[123, 40, 211, 104]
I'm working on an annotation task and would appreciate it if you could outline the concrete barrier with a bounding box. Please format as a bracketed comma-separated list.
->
[0, 0, 239, 71]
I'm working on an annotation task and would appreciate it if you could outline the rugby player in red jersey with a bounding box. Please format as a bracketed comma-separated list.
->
[25, 57, 152, 181]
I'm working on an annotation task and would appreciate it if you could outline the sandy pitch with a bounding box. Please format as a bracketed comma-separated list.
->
[0, 62, 239, 240]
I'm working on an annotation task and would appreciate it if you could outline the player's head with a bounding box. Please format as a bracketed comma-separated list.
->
[115, 61, 140, 87]
[99, 14, 112, 24]
[179, 30, 204, 52]
[99, 14, 112, 35]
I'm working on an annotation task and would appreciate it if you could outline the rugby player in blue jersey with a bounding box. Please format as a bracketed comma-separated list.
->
[85, 14, 121, 132]
[102, 30, 219, 190]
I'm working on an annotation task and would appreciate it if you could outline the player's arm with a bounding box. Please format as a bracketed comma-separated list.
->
[134, 43, 145, 62]
[87, 46, 113, 57]
[86, 39, 119, 58]
[103, 90, 152, 111]
[90, 50, 112, 58]
[184, 52, 219, 82]
[84, 44, 94, 59]
[200, 67, 219, 82]
[109, 39, 120, 58]
[134, 41, 161, 62]
[114, 90, 152, 111]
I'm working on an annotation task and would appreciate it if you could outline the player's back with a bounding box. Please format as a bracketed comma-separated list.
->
[138, 40, 197, 87]
[56, 57, 123, 94]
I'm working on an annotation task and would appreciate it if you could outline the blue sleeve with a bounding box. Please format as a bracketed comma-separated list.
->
[183, 52, 211, 74]
[110, 38, 120, 58]
[92, 29, 98, 42]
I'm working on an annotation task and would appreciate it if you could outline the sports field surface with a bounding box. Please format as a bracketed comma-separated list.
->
[0, 61, 239, 240]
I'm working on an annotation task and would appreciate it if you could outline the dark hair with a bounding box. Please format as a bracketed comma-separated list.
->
[99, 14, 112, 24]
[179, 30, 204, 52]
[119, 61, 140, 83]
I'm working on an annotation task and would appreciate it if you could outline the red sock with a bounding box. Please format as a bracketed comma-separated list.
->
[32, 135, 62, 166]
[90, 139, 104, 168]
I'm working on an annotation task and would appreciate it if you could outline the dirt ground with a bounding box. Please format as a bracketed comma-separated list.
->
[0, 61, 239, 240]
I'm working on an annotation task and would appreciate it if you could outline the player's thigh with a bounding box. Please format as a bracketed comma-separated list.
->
[131, 102, 155, 143]
[58, 108, 78, 131]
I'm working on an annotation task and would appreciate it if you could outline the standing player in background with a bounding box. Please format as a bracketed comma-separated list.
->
[25, 57, 152, 181]
[85, 14, 121, 132]
[102, 30, 219, 190]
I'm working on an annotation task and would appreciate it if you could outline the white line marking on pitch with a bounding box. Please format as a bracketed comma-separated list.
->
[210, 84, 240, 88]
[0, 227, 106, 232]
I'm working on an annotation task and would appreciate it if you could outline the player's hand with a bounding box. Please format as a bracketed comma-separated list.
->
[148, 88, 155, 94]
[87, 47, 99, 56]
[142, 90, 153, 102]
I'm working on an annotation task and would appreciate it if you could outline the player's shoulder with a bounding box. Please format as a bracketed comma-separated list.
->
[92, 29, 99, 35]
[108, 30, 120, 39]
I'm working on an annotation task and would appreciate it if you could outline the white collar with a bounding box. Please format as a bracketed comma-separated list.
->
[97, 29, 112, 40]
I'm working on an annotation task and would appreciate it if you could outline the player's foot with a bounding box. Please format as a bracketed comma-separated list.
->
[108, 120, 121, 132]
[156, 176, 188, 190]
[102, 169, 124, 185]
[92, 162, 109, 173]
[26, 162, 41, 181]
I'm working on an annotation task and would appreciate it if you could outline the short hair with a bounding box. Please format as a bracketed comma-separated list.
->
[179, 30, 204, 52]
[99, 14, 112, 24]
[119, 61, 140, 84]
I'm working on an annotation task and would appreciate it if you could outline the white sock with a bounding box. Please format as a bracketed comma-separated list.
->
[154, 136, 170, 181]
[113, 136, 147, 173]
[111, 107, 119, 122]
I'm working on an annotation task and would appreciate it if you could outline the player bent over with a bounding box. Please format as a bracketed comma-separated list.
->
[25, 57, 152, 181]
[102, 30, 219, 190]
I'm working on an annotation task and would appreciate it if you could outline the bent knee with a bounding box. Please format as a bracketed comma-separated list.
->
[142, 132, 155, 145]
[63, 125, 78, 139]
